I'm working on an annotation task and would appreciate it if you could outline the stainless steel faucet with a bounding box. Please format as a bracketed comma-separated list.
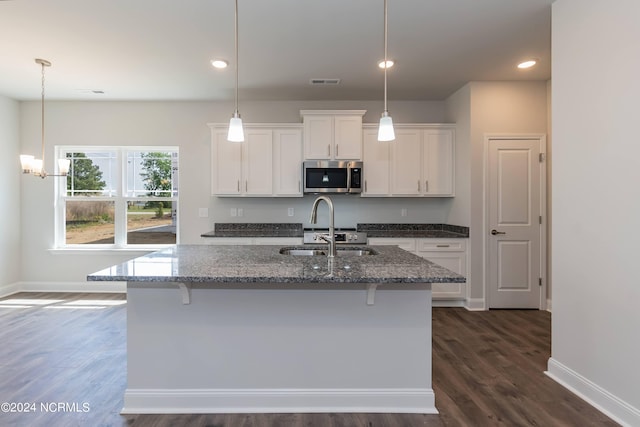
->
[309, 195, 337, 258]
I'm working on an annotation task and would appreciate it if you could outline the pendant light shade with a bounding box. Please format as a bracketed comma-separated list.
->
[58, 157, 71, 175]
[378, 111, 395, 141]
[227, 0, 245, 142]
[19, 58, 70, 178]
[228, 112, 244, 142]
[378, 0, 395, 142]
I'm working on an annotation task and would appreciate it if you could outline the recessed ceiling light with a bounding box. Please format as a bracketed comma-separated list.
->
[76, 89, 105, 95]
[309, 78, 341, 85]
[517, 59, 537, 69]
[378, 60, 394, 69]
[211, 59, 228, 69]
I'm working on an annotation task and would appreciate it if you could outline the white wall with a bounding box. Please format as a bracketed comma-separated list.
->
[548, 1, 640, 425]
[0, 95, 21, 295]
[18, 99, 453, 285]
[444, 84, 471, 228]
[446, 81, 548, 307]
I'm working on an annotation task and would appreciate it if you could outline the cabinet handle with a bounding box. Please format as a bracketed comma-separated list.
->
[237, 180, 240, 192]
[418, 180, 421, 192]
[365, 180, 368, 192]
[245, 180, 248, 192]
[336, 144, 339, 157]
[425, 180, 429, 192]
[327, 144, 331, 157]
[436, 244, 450, 248]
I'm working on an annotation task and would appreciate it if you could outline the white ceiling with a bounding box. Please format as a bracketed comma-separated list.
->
[0, 0, 551, 102]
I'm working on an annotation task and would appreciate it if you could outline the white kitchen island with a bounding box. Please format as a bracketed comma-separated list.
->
[88, 244, 464, 414]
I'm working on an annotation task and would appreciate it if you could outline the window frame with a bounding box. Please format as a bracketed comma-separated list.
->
[54, 146, 179, 250]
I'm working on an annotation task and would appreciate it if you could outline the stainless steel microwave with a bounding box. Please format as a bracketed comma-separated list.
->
[303, 160, 363, 194]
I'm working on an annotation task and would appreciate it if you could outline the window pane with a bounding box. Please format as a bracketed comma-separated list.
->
[126, 151, 178, 198]
[127, 201, 176, 245]
[66, 152, 117, 197]
[65, 200, 115, 244]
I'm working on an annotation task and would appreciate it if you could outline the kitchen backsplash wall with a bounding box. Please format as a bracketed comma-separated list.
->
[210, 195, 455, 229]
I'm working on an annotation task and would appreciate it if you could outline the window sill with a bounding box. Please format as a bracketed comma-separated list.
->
[48, 245, 172, 256]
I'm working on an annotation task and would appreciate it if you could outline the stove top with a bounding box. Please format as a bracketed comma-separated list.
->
[303, 228, 367, 244]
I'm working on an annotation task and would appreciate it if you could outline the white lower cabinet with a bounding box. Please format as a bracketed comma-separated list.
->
[368, 237, 467, 303]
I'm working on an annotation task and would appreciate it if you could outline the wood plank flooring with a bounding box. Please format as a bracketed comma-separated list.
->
[0, 292, 619, 427]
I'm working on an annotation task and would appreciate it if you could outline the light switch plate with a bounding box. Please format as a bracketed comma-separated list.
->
[288, 208, 294, 217]
[230, 208, 237, 217]
[198, 208, 209, 218]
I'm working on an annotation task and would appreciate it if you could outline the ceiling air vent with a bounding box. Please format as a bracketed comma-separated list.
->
[309, 78, 341, 85]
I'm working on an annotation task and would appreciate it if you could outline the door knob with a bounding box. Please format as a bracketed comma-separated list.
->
[491, 229, 506, 235]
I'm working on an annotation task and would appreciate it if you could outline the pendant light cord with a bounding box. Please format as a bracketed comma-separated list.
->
[40, 60, 46, 165]
[234, 0, 239, 116]
[383, 0, 388, 114]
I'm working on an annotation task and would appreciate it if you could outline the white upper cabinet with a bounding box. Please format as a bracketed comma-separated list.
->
[273, 128, 303, 196]
[362, 124, 455, 197]
[210, 124, 303, 197]
[423, 129, 454, 195]
[301, 110, 365, 160]
[391, 129, 423, 195]
[362, 129, 390, 195]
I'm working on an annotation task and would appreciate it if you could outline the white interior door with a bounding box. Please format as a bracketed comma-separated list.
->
[488, 138, 544, 308]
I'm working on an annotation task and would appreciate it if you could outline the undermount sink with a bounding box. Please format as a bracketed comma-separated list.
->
[279, 247, 377, 256]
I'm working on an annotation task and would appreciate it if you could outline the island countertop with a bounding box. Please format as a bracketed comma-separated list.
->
[88, 244, 465, 284]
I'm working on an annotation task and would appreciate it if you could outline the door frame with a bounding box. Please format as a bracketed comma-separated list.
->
[483, 134, 547, 310]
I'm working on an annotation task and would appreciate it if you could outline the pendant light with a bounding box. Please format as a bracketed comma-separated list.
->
[19, 59, 71, 178]
[227, 0, 245, 142]
[377, 0, 395, 142]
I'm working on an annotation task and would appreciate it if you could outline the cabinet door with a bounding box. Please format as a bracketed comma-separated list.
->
[212, 130, 242, 195]
[362, 129, 390, 196]
[367, 237, 416, 252]
[334, 115, 363, 159]
[273, 128, 303, 196]
[423, 128, 454, 196]
[416, 238, 467, 300]
[244, 129, 273, 195]
[417, 251, 466, 299]
[391, 129, 422, 195]
[303, 115, 333, 159]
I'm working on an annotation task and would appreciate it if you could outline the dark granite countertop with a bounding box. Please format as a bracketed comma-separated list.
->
[201, 223, 469, 239]
[201, 223, 303, 238]
[88, 244, 465, 284]
[357, 223, 469, 238]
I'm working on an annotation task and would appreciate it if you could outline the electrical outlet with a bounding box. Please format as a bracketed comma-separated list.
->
[237, 208, 244, 217]
[230, 208, 237, 217]
[401, 208, 408, 217]
[198, 208, 209, 218]
[287, 208, 294, 217]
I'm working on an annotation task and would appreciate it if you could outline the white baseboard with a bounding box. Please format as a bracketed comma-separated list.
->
[16, 281, 126, 294]
[432, 299, 466, 307]
[464, 298, 486, 311]
[546, 358, 640, 427]
[0, 282, 21, 298]
[546, 298, 552, 312]
[121, 388, 438, 415]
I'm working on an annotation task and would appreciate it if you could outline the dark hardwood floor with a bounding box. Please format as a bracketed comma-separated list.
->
[0, 293, 618, 427]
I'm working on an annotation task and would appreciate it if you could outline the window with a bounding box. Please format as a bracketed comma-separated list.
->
[56, 147, 178, 248]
